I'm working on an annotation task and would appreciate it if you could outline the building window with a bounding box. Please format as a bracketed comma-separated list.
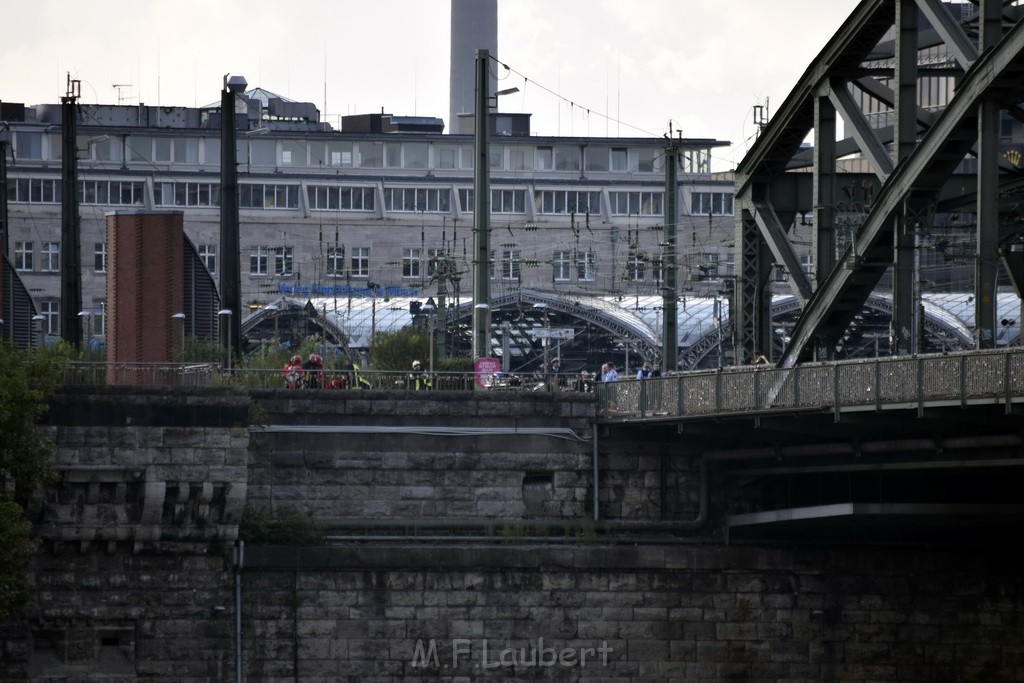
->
[458, 189, 473, 213]
[384, 188, 451, 213]
[801, 254, 813, 274]
[155, 181, 219, 207]
[280, 140, 307, 167]
[80, 180, 145, 206]
[307, 185, 375, 212]
[250, 247, 271, 276]
[577, 251, 596, 282]
[326, 141, 354, 167]
[585, 147, 609, 172]
[609, 191, 664, 216]
[15, 132, 43, 160]
[9, 178, 61, 204]
[508, 148, 528, 171]
[402, 248, 421, 279]
[239, 184, 300, 209]
[41, 242, 60, 273]
[535, 146, 553, 171]
[554, 146, 579, 172]
[690, 192, 734, 216]
[351, 247, 370, 278]
[14, 242, 33, 271]
[274, 247, 293, 276]
[40, 300, 59, 335]
[199, 244, 217, 275]
[627, 250, 646, 282]
[404, 143, 428, 170]
[500, 249, 521, 281]
[537, 190, 600, 215]
[436, 145, 459, 170]
[94, 243, 106, 273]
[327, 247, 345, 277]
[492, 189, 526, 213]
[553, 250, 572, 282]
[636, 148, 658, 173]
[611, 148, 628, 172]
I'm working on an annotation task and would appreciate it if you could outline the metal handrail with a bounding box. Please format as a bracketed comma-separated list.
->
[596, 347, 1024, 421]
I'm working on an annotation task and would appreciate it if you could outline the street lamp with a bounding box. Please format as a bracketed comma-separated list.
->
[31, 314, 46, 349]
[218, 309, 233, 370]
[533, 303, 550, 370]
[78, 310, 93, 350]
[171, 312, 186, 352]
[421, 301, 436, 374]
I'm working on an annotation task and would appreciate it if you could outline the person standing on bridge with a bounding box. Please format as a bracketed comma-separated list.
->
[599, 362, 618, 382]
[636, 361, 654, 379]
[548, 358, 566, 389]
[408, 360, 431, 390]
[283, 355, 304, 389]
[303, 354, 325, 389]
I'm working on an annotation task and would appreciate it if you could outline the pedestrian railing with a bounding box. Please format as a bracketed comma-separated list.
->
[56, 364, 597, 393]
[596, 347, 1024, 422]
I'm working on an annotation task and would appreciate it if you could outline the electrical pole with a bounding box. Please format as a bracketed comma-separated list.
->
[220, 75, 245, 363]
[60, 75, 83, 348]
[662, 136, 679, 371]
[471, 49, 491, 360]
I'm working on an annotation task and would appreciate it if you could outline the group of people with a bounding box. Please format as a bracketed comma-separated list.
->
[544, 358, 663, 391]
[282, 354, 325, 389]
[282, 354, 371, 390]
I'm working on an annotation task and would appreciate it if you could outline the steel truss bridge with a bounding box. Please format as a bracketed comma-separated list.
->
[734, 0, 1024, 369]
[595, 345, 1024, 542]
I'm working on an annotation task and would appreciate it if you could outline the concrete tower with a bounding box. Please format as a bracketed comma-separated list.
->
[450, 0, 497, 133]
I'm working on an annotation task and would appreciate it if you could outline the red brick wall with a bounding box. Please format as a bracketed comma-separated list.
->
[105, 212, 184, 382]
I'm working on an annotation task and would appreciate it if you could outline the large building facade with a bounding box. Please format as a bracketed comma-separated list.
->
[1, 90, 736, 356]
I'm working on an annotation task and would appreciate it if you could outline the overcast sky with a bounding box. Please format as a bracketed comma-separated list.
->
[2, 0, 859, 171]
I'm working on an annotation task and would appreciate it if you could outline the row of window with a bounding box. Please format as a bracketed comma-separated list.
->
[19, 238, 808, 286]
[8, 179, 735, 217]
[11, 240, 612, 283]
[6, 178, 146, 206]
[13, 130, 713, 174]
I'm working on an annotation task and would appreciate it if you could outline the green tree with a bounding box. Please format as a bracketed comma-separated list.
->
[0, 344, 61, 618]
[368, 327, 429, 371]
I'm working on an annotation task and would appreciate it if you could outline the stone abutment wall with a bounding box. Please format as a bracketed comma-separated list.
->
[0, 387, 1020, 680]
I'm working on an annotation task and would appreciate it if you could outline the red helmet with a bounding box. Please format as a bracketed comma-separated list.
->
[291, 355, 302, 364]
[310, 354, 322, 363]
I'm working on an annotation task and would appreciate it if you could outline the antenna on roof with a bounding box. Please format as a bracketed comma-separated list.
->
[113, 84, 132, 106]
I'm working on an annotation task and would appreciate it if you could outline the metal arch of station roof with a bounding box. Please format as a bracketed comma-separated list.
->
[241, 295, 353, 346]
[678, 293, 978, 369]
[476, 290, 663, 351]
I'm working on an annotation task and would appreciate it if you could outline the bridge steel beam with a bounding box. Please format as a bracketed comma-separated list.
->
[736, 0, 1024, 368]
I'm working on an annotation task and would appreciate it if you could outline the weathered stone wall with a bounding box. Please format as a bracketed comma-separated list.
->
[241, 544, 1024, 681]
[247, 390, 601, 523]
[2, 387, 1022, 681]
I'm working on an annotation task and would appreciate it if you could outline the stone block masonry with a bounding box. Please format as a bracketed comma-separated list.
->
[239, 544, 1024, 681]
[1, 386, 1022, 680]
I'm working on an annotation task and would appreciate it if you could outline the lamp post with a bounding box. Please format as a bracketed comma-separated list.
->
[78, 310, 92, 350]
[218, 309, 233, 371]
[500, 321, 512, 373]
[171, 312, 186, 353]
[533, 303, 549, 370]
[31, 314, 46, 349]
[422, 301, 436, 374]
